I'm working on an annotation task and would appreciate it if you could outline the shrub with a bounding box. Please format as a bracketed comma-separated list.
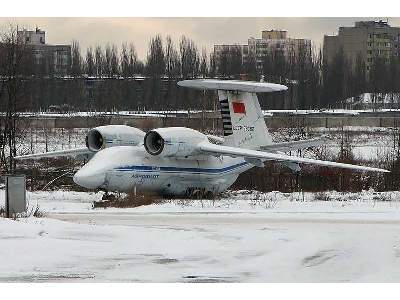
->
[0, 204, 46, 218]
[28, 205, 47, 218]
[93, 190, 162, 208]
[314, 192, 332, 201]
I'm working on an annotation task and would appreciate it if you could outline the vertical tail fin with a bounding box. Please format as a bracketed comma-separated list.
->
[218, 90, 273, 149]
[177, 79, 288, 150]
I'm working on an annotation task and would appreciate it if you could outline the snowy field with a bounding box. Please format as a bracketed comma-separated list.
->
[2, 190, 400, 282]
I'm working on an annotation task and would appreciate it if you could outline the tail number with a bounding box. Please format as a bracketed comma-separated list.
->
[233, 125, 254, 132]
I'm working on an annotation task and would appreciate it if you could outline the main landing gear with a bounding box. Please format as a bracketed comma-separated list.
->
[101, 191, 116, 201]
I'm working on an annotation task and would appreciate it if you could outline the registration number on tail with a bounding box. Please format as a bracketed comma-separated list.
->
[233, 125, 254, 132]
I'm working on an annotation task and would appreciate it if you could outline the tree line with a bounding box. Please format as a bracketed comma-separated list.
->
[1, 25, 400, 113]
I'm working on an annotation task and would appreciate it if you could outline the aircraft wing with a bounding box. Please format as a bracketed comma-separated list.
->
[198, 142, 389, 173]
[14, 148, 92, 160]
[260, 136, 327, 152]
[207, 136, 327, 149]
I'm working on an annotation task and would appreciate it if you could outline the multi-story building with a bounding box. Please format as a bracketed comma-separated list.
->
[214, 30, 312, 71]
[323, 20, 400, 72]
[18, 28, 71, 75]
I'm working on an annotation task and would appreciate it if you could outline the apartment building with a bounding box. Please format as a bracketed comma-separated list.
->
[323, 20, 400, 72]
[18, 28, 71, 75]
[214, 29, 312, 70]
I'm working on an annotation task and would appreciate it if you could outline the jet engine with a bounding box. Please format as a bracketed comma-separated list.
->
[144, 127, 208, 157]
[86, 125, 145, 152]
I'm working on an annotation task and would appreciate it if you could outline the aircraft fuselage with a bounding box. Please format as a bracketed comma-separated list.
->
[73, 145, 253, 196]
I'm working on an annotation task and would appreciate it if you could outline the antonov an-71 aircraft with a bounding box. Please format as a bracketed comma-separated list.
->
[16, 80, 388, 197]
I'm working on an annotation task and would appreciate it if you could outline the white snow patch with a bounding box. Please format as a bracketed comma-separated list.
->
[2, 189, 400, 282]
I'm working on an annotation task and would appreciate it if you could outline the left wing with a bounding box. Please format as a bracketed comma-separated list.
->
[198, 142, 389, 173]
[14, 147, 92, 160]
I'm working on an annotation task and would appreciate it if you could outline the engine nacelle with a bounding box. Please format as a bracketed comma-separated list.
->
[86, 125, 145, 152]
[144, 127, 208, 157]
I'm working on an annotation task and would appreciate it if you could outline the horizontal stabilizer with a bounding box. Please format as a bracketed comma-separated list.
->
[198, 142, 389, 173]
[14, 148, 92, 160]
[207, 134, 225, 145]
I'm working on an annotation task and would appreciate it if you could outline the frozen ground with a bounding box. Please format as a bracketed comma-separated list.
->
[2, 190, 400, 282]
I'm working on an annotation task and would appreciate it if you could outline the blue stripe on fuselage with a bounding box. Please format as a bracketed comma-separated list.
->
[114, 161, 249, 175]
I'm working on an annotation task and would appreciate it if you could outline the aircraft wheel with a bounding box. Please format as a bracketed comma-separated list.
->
[102, 193, 116, 201]
[204, 191, 214, 199]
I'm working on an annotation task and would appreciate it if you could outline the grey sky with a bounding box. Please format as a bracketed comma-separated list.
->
[1, 17, 399, 59]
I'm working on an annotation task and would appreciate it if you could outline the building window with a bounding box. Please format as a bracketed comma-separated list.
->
[366, 66, 370, 71]
[368, 50, 372, 55]
[40, 37, 44, 44]
[26, 36, 29, 42]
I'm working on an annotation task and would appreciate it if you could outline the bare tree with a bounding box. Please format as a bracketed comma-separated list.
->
[200, 48, 208, 78]
[128, 43, 142, 74]
[94, 45, 104, 77]
[0, 25, 33, 173]
[120, 43, 129, 77]
[146, 35, 165, 78]
[71, 40, 83, 77]
[179, 35, 199, 79]
[85, 46, 95, 76]
[165, 36, 180, 79]
[104, 44, 112, 76]
[110, 44, 119, 76]
[209, 52, 217, 78]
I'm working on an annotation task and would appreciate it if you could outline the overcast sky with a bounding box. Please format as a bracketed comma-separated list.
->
[1, 17, 399, 59]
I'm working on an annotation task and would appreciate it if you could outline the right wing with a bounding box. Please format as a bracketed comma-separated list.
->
[260, 136, 327, 152]
[14, 148, 92, 160]
[198, 142, 389, 173]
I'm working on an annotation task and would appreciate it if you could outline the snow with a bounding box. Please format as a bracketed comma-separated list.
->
[9, 108, 400, 119]
[2, 189, 400, 282]
[12, 110, 212, 119]
[345, 93, 400, 105]
[263, 109, 362, 115]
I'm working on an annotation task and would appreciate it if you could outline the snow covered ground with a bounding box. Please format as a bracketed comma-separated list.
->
[2, 189, 400, 282]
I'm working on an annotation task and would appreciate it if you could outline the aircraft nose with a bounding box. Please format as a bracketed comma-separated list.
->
[73, 168, 106, 189]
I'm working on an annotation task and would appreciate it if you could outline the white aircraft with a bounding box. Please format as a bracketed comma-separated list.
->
[16, 80, 388, 197]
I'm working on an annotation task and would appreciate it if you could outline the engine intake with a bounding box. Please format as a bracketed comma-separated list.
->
[144, 127, 208, 157]
[86, 125, 145, 152]
[144, 131, 164, 155]
[86, 129, 104, 152]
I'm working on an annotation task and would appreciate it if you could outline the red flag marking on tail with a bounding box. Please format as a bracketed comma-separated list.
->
[232, 102, 246, 114]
